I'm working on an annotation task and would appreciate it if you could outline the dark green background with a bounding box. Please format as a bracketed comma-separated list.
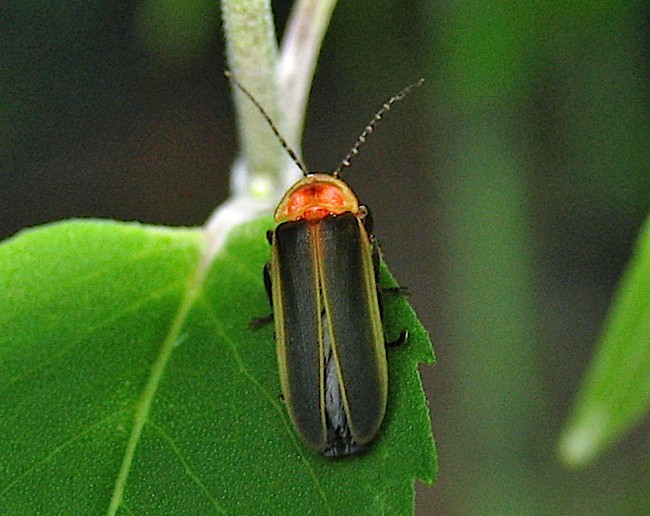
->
[2, 1, 649, 514]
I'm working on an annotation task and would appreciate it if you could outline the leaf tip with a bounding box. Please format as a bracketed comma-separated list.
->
[557, 404, 609, 469]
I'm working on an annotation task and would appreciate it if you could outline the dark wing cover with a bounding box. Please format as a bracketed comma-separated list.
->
[271, 220, 327, 451]
[318, 214, 387, 444]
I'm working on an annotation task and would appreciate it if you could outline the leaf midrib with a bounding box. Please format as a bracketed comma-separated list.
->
[106, 255, 206, 515]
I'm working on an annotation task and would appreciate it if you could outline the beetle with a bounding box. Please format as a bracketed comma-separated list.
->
[227, 72, 422, 457]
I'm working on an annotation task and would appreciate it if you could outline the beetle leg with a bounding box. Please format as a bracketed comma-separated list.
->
[370, 235, 381, 277]
[249, 313, 273, 329]
[382, 285, 410, 296]
[370, 237, 386, 317]
[262, 261, 273, 305]
[370, 240, 409, 349]
[371, 236, 410, 296]
[250, 262, 274, 329]
[386, 330, 409, 348]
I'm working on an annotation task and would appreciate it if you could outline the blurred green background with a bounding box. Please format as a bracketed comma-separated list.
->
[2, 1, 649, 514]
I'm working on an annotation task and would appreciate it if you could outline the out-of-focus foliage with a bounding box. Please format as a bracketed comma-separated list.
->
[419, 1, 650, 514]
[559, 212, 650, 467]
[136, 0, 218, 63]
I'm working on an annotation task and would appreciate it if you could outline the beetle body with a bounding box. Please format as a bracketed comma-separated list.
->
[267, 174, 387, 457]
[225, 72, 421, 457]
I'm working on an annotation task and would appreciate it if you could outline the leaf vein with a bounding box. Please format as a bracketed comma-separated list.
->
[106, 261, 205, 515]
[1, 280, 186, 393]
[0, 409, 130, 497]
[198, 294, 332, 513]
[148, 420, 227, 514]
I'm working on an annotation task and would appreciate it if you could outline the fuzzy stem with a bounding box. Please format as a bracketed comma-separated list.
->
[204, 0, 337, 267]
[221, 0, 285, 199]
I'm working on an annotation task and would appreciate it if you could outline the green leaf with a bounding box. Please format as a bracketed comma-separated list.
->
[558, 212, 650, 467]
[0, 218, 436, 513]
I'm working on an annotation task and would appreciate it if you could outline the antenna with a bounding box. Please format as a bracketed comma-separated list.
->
[333, 78, 425, 177]
[225, 70, 309, 176]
